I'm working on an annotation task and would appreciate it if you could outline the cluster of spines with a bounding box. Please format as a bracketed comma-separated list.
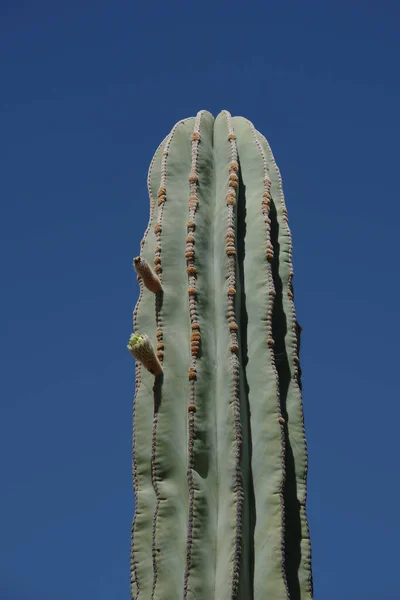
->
[247, 119, 289, 596]
[130, 137, 165, 599]
[223, 111, 243, 598]
[183, 112, 203, 600]
[260, 134, 313, 595]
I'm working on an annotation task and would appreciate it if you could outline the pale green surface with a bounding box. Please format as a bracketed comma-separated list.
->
[183, 111, 218, 600]
[131, 111, 313, 599]
[131, 141, 163, 597]
[151, 120, 193, 600]
[257, 131, 313, 599]
[213, 113, 251, 599]
[233, 117, 287, 598]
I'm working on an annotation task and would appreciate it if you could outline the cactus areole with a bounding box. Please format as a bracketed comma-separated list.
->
[129, 111, 313, 599]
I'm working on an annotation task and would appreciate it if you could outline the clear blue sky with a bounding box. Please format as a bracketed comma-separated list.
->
[1, 2, 399, 598]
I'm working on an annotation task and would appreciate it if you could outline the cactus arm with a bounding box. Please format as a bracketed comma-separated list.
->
[257, 131, 313, 599]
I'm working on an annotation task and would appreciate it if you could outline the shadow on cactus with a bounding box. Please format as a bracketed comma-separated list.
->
[128, 110, 313, 599]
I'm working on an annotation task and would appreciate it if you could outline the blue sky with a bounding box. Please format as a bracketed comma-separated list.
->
[1, 2, 399, 598]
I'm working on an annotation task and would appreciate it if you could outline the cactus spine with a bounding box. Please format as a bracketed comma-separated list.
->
[129, 111, 313, 599]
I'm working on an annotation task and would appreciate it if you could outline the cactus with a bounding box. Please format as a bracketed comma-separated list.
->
[129, 111, 313, 599]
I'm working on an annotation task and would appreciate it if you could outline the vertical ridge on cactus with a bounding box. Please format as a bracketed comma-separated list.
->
[130, 110, 313, 599]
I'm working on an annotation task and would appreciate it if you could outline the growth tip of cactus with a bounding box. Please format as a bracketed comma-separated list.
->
[127, 333, 163, 375]
[279, 416, 286, 424]
[133, 256, 162, 293]
[188, 403, 196, 412]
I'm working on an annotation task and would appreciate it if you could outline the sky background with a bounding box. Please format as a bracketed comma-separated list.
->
[1, 1, 399, 598]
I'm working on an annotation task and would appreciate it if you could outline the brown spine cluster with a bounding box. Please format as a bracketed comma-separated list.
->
[223, 111, 244, 599]
[183, 111, 204, 600]
[247, 119, 289, 596]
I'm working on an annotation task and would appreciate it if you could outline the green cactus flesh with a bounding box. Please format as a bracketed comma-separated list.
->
[130, 111, 313, 600]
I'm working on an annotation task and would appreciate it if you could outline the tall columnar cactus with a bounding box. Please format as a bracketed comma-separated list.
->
[129, 111, 313, 600]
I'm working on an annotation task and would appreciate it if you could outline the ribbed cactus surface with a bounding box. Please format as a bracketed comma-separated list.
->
[129, 111, 313, 600]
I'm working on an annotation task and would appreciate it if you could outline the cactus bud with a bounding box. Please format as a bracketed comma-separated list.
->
[133, 256, 162, 293]
[127, 333, 163, 375]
